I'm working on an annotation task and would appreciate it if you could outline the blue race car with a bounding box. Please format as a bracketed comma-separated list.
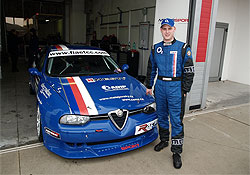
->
[29, 44, 158, 158]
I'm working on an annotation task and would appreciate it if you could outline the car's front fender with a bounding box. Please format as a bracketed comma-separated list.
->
[37, 81, 72, 133]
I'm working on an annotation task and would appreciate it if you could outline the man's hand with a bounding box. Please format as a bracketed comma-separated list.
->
[146, 89, 153, 96]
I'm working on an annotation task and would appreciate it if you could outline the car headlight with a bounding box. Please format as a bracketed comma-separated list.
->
[60, 115, 90, 125]
[143, 102, 156, 114]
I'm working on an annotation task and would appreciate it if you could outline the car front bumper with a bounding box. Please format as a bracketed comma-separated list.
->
[43, 126, 158, 159]
[42, 111, 158, 158]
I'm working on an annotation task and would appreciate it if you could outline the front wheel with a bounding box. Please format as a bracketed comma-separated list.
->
[36, 106, 43, 142]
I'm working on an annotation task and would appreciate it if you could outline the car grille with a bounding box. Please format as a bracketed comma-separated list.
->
[89, 108, 143, 120]
[108, 109, 128, 130]
[89, 108, 144, 131]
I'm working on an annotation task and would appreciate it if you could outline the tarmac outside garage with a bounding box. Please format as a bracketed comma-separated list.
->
[1, 58, 250, 174]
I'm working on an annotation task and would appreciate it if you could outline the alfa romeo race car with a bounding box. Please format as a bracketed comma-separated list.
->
[29, 44, 158, 158]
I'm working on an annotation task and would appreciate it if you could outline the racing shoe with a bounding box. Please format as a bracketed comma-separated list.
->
[173, 153, 182, 169]
[154, 141, 169, 152]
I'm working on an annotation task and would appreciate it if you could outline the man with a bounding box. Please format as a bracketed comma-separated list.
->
[145, 18, 194, 169]
[8, 29, 19, 72]
[28, 28, 39, 68]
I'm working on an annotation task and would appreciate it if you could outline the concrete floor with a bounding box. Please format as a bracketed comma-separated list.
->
[0, 59, 37, 149]
[206, 80, 250, 110]
[0, 58, 250, 174]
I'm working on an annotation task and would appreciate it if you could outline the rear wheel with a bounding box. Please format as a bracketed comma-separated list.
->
[37, 106, 43, 142]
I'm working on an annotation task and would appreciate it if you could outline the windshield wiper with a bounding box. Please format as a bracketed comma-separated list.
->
[59, 58, 73, 75]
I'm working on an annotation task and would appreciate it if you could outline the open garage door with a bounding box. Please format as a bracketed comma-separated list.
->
[209, 22, 228, 82]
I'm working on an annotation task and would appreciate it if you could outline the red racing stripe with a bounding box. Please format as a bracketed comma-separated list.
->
[67, 77, 89, 115]
[55, 45, 63, 50]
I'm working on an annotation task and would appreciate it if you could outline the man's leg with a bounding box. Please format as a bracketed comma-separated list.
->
[168, 86, 184, 168]
[154, 81, 169, 151]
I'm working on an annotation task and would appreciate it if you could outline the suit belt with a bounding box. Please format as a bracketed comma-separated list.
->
[157, 76, 182, 81]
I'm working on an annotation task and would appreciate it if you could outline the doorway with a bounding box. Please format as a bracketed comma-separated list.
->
[209, 22, 228, 82]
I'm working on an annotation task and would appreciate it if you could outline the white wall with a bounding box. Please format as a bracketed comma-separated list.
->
[91, 0, 156, 75]
[153, 0, 190, 44]
[217, 0, 250, 85]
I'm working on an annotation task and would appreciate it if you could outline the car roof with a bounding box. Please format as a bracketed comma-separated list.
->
[49, 44, 104, 52]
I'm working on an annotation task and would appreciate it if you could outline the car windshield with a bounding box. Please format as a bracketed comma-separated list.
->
[46, 55, 121, 76]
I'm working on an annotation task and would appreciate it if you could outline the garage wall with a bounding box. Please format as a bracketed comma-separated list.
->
[70, 0, 86, 44]
[153, 0, 190, 44]
[217, 0, 250, 85]
[90, 0, 156, 76]
[38, 19, 63, 41]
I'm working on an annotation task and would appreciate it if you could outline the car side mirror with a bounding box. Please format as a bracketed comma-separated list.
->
[29, 68, 42, 77]
[122, 64, 129, 71]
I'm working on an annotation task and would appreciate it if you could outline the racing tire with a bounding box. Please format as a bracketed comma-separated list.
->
[36, 106, 43, 142]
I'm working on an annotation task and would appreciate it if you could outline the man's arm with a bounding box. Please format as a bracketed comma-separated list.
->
[145, 46, 157, 95]
[182, 47, 195, 94]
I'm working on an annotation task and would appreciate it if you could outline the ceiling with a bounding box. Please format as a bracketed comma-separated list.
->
[4, 0, 65, 19]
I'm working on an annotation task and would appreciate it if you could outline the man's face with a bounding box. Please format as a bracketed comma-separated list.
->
[160, 24, 176, 42]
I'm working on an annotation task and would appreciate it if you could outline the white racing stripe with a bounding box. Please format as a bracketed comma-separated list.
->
[59, 44, 69, 50]
[73, 77, 98, 115]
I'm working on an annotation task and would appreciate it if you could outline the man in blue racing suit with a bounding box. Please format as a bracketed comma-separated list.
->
[145, 18, 194, 169]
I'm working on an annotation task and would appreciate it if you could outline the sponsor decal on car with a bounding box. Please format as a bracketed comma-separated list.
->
[135, 119, 158, 135]
[101, 85, 129, 92]
[99, 95, 144, 102]
[48, 50, 110, 58]
[51, 84, 62, 93]
[99, 95, 134, 101]
[86, 77, 126, 83]
[86, 78, 95, 83]
[121, 98, 144, 102]
[121, 143, 140, 150]
[40, 83, 52, 99]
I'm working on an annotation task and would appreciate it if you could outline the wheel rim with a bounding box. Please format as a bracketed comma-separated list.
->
[36, 106, 41, 137]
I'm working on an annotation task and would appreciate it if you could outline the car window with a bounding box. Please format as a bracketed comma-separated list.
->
[46, 55, 121, 76]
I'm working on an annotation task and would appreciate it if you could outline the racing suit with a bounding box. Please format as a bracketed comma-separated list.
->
[145, 38, 194, 154]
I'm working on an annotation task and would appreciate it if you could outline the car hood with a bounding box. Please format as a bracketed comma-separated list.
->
[46, 72, 154, 115]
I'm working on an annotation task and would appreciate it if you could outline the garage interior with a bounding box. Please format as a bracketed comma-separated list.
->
[0, 0, 249, 174]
